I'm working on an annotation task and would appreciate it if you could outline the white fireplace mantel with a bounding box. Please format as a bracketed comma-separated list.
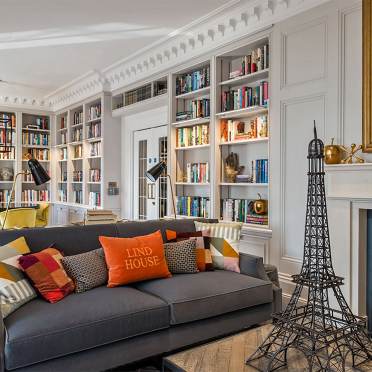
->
[325, 163, 372, 316]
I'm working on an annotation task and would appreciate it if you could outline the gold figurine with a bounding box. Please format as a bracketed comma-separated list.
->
[339, 144, 365, 164]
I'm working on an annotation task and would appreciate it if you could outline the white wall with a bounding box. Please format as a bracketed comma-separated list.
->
[121, 105, 168, 219]
[269, 0, 364, 296]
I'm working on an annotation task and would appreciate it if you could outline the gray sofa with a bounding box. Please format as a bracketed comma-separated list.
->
[0, 219, 281, 372]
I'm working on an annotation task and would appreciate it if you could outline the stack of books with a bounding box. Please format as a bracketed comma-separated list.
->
[176, 125, 209, 147]
[85, 210, 118, 225]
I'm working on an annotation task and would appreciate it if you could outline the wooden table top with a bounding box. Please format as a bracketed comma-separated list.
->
[163, 324, 372, 372]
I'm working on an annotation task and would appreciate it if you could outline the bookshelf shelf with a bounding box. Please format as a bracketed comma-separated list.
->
[69, 141, 83, 146]
[171, 117, 210, 128]
[175, 86, 210, 100]
[85, 137, 102, 143]
[72, 158, 83, 161]
[175, 144, 210, 151]
[219, 69, 269, 87]
[86, 117, 101, 124]
[175, 182, 210, 186]
[220, 137, 268, 146]
[22, 145, 49, 149]
[71, 123, 83, 128]
[219, 183, 268, 187]
[22, 128, 50, 133]
[216, 106, 268, 119]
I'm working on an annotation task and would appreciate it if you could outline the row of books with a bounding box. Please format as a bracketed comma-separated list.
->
[58, 189, 67, 203]
[60, 148, 67, 160]
[22, 190, 49, 203]
[228, 44, 269, 79]
[88, 191, 101, 207]
[0, 129, 15, 146]
[220, 115, 268, 142]
[73, 170, 83, 182]
[60, 116, 67, 129]
[0, 148, 15, 160]
[176, 99, 210, 121]
[176, 66, 210, 95]
[125, 84, 151, 106]
[60, 132, 67, 144]
[222, 81, 269, 112]
[90, 142, 101, 157]
[73, 111, 83, 125]
[24, 149, 49, 161]
[0, 190, 11, 203]
[0, 113, 16, 128]
[176, 196, 209, 218]
[254, 159, 269, 183]
[60, 171, 67, 182]
[87, 122, 101, 138]
[72, 128, 83, 142]
[22, 133, 49, 146]
[221, 198, 268, 225]
[89, 168, 101, 182]
[24, 117, 49, 130]
[88, 104, 101, 121]
[74, 145, 83, 159]
[176, 125, 209, 147]
[185, 162, 209, 183]
[73, 190, 83, 204]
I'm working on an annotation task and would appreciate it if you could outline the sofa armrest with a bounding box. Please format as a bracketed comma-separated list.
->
[239, 252, 282, 314]
[239, 252, 270, 281]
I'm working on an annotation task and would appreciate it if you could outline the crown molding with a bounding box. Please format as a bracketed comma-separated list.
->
[1, 0, 331, 112]
[0, 95, 51, 111]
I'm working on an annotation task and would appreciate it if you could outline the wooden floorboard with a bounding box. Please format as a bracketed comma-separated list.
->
[164, 324, 372, 372]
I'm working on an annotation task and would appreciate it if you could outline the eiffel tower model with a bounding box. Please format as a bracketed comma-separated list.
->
[246, 123, 372, 371]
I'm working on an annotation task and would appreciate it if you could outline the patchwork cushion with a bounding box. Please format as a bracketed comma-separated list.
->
[19, 248, 75, 303]
[0, 237, 36, 318]
[61, 248, 108, 293]
[194, 221, 242, 242]
[165, 229, 213, 271]
[164, 240, 198, 274]
[205, 237, 240, 273]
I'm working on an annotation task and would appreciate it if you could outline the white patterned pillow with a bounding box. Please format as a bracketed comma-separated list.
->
[61, 249, 108, 293]
[194, 221, 242, 242]
[164, 240, 198, 274]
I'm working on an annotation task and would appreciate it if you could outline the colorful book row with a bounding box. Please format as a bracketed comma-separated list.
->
[221, 198, 268, 225]
[176, 196, 209, 218]
[176, 66, 210, 95]
[22, 133, 49, 146]
[22, 190, 49, 203]
[88, 104, 101, 121]
[176, 99, 210, 121]
[185, 162, 209, 183]
[89, 191, 101, 207]
[176, 125, 209, 147]
[254, 159, 268, 184]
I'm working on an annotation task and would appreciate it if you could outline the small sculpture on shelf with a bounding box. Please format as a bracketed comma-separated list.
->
[339, 143, 365, 164]
[253, 193, 268, 215]
[224, 152, 244, 183]
[324, 138, 343, 164]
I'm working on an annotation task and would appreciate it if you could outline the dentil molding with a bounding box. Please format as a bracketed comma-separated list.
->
[2, 0, 332, 112]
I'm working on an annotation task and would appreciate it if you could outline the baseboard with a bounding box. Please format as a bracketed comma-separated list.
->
[279, 272, 307, 304]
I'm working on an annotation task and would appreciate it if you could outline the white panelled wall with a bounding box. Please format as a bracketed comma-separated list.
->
[119, 0, 365, 302]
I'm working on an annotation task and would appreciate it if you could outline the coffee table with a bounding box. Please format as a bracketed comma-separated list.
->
[162, 324, 372, 371]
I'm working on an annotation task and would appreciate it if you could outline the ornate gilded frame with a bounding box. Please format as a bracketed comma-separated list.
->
[363, 0, 372, 152]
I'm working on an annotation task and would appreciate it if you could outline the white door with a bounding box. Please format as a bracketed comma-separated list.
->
[133, 126, 168, 220]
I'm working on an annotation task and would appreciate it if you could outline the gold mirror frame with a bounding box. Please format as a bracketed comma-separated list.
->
[363, 0, 372, 152]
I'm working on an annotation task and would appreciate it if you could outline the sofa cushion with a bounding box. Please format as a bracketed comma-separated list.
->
[134, 270, 272, 325]
[4, 286, 169, 370]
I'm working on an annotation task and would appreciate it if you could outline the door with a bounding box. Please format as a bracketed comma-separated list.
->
[133, 126, 168, 220]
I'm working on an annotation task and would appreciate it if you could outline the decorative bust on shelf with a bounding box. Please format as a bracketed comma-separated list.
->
[224, 152, 244, 183]
[0, 167, 13, 181]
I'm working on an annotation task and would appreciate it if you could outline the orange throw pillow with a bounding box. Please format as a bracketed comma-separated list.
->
[99, 231, 171, 287]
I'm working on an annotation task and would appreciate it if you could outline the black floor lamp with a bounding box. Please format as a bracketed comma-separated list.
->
[145, 161, 176, 219]
[2, 156, 50, 229]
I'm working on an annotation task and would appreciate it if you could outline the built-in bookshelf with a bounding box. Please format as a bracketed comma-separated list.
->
[171, 61, 211, 218]
[215, 37, 270, 229]
[21, 113, 51, 204]
[53, 93, 120, 211]
[112, 77, 168, 112]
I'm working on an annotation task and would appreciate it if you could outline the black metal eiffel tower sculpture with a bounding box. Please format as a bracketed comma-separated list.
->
[246, 122, 372, 371]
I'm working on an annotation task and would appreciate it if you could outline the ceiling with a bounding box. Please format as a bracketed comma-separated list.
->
[0, 0, 229, 98]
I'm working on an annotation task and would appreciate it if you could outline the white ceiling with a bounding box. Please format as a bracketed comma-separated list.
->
[0, 0, 229, 98]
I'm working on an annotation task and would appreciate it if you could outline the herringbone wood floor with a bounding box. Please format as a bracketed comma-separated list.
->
[164, 324, 372, 372]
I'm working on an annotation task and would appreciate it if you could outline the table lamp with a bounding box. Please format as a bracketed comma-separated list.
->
[2, 155, 50, 229]
[145, 161, 176, 219]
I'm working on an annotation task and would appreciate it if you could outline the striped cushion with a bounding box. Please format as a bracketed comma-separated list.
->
[194, 221, 242, 242]
[0, 237, 37, 318]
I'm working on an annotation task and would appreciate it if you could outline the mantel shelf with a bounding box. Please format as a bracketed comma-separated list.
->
[325, 163, 372, 172]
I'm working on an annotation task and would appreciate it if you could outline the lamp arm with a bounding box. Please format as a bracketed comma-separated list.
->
[1, 171, 28, 230]
[166, 174, 177, 219]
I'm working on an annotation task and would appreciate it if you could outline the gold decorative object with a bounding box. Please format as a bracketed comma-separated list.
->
[340, 144, 365, 164]
[224, 152, 244, 183]
[253, 193, 268, 215]
[362, 0, 372, 152]
[324, 138, 342, 164]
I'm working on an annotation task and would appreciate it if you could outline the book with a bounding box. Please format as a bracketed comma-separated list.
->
[176, 196, 209, 218]
[221, 198, 268, 225]
[176, 124, 209, 147]
[176, 66, 210, 95]
[176, 99, 210, 121]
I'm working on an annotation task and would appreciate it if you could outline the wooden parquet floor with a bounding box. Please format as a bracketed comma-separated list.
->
[163, 324, 372, 372]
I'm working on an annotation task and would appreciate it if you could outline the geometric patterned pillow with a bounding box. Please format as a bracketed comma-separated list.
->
[204, 237, 240, 273]
[19, 247, 75, 303]
[164, 239, 198, 274]
[165, 229, 213, 271]
[61, 249, 108, 293]
[0, 237, 37, 318]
